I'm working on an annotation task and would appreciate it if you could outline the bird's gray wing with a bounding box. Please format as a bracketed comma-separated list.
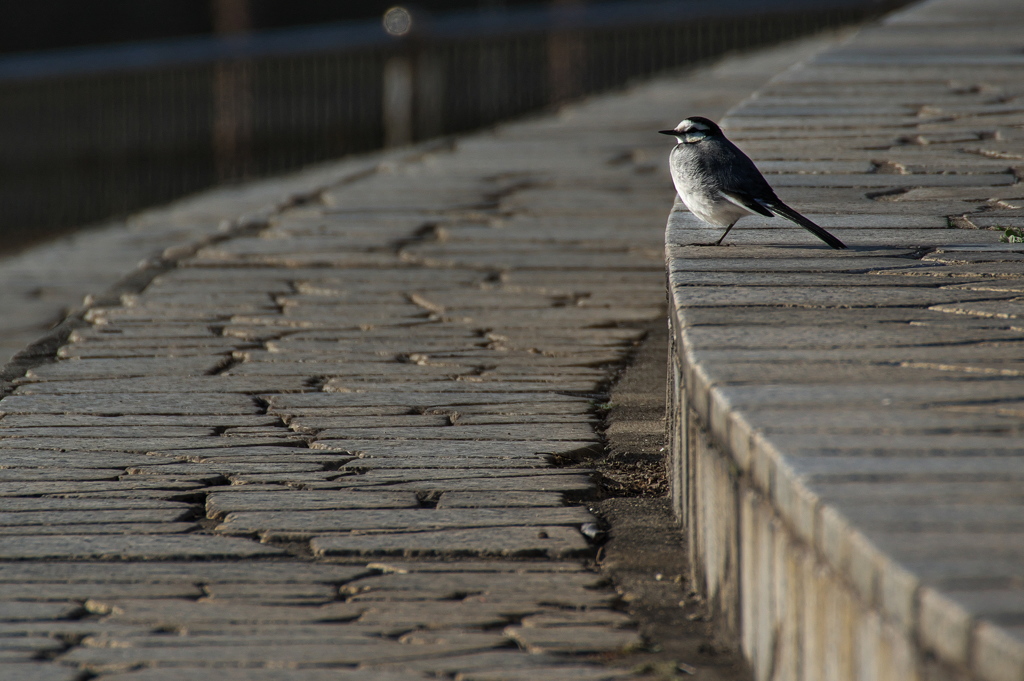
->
[706, 137, 846, 249]
[719, 189, 774, 217]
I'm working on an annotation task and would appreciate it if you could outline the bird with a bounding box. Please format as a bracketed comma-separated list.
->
[659, 116, 846, 249]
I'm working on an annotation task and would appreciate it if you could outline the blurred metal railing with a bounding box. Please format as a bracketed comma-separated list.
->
[0, 0, 903, 251]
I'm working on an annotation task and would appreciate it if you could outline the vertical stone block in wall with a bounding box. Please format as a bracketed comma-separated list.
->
[774, 525, 803, 681]
[669, 356, 928, 680]
[693, 419, 741, 642]
[801, 555, 827, 681]
[667, 322, 688, 526]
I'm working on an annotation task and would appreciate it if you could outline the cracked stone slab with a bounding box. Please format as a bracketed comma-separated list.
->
[0, 561, 369, 584]
[0, 394, 261, 416]
[0, 535, 284, 560]
[0, 498, 191, 511]
[353, 601, 534, 631]
[0, 425, 215, 438]
[341, 571, 610, 603]
[12, 376, 311, 394]
[124, 462, 324, 476]
[151, 445, 350, 459]
[0, 414, 283, 428]
[1, 665, 83, 681]
[435, 492, 565, 508]
[0, 522, 200, 535]
[311, 525, 591, 558]
[83, 598, 365, 625]
[0, 509, 194, 526]
[327, 471, 596, 493]
[0, 583, 203, 600]
[0, 437, 294, 452]
[362, 650, 599, 676]
[61, 636, 507, 671]
[200, 583, 340, 603]
[215, 506, 593, 535]
[503, 624, 643, 654]
[205, 491, 420, 517]
[313, 423, 599, 442]
[454, 668, 636, 681]
[89, 670, 416, 681]
[22, 357, 227, 380]
[308, 439, 597, 457]
[0, 480, 210, 497]
[339, 456, 552, 470]
[0, 601, 84, 621]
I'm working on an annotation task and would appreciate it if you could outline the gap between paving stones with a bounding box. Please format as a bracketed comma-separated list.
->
[0, 32, 855, 681]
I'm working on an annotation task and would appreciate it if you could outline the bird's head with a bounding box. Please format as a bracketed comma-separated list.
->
[658, 117, 722, 144]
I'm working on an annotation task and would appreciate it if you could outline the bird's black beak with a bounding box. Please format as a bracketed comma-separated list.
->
[658, 130, 679, 136]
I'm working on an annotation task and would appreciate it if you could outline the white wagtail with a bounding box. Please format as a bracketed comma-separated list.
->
[659, 116, 846, 249]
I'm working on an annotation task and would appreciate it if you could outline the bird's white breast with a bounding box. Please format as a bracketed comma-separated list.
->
[669, 147, 755, 227]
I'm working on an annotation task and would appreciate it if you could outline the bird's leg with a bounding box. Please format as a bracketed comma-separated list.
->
[715, 223, 737, 246]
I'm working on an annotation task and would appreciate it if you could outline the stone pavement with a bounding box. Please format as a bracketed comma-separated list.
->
[0, 29, 846, 681]
[666, 0, 1024, 679]
[0, 150, 415, 368]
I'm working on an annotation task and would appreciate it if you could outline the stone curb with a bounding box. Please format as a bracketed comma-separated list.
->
[666, 0, 1024, 679]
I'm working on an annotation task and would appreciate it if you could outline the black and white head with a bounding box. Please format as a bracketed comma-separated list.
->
[658, 117, 723, 145]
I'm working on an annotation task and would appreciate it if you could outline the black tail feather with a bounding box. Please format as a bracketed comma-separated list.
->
[765, 200, 846, 249]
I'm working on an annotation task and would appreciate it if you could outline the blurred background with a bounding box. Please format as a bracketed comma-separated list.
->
[0, 0, 901, 254]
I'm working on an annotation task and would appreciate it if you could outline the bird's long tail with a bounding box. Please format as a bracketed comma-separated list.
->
[763, 200, 847, 249]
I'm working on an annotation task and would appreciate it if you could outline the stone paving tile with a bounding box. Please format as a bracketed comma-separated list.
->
[458, 668, 637, 681]
[0, 509, 193, 525]
[215, 506, 592, 536]
[0, 561, 371, 583]
[340, 456, 552, 470]
[0, 522, 200, 535]
[0, 582, 203, 600]
[445, 492, 566, 509]
[365, 650, 620, 677]
[0, 468, 120, 482]
[0, 535, 285, 560]
[0, 497, 190, 511]
[83, 598, 366, 625]
[64, 638, 507, 671]
[268, 393, 592, 414]
[0, 425, 215, 437]
[0, 601, 85, 620]
[2, 665, 81, 681]
[0, 414, 282, 427]
[312, 526, 591, 559]
[100, 671, 416, 681]
[325, 471, 596, 493]
[0, 481, 209, 497]
[12, 376, 311, 393]
[205, 490, 421, 517]
[0, 437, 298, 452]
[152, 444, 349, 459]
[20, 357, 228, 380]
[313, 424, 598, 442]
[504, 624, 643, 654]
[341, 571, 610, 603]
[0, 393, 260, 415]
